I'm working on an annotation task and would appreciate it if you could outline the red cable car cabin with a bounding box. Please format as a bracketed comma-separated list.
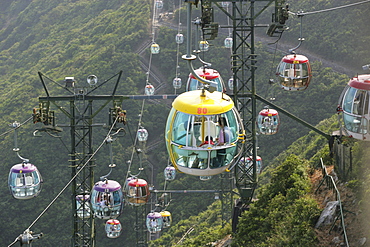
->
[186, 68, 226, 92]
[125, 178, 150, 206]
[257, 108, 280, 135]
[339, 74, 370, 140]
[276, 54, 312, 91]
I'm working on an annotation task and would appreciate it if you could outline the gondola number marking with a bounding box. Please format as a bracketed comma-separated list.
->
[197, 108, 208, 114]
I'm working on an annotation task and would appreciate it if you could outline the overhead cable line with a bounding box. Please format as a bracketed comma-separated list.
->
[290, 0, 370, 16]
[124, 99, 146, 180]
[0, 116, 33, 138]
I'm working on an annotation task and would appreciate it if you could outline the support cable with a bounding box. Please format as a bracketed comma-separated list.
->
[125, 99, 146, 180]
[174, 0, 183, 94]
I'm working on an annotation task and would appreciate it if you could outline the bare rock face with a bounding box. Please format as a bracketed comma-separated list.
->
[315, 201, 339, 228]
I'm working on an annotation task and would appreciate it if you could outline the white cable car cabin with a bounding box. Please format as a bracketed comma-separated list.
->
[105, 219, 122, 238]
[155, 0, 163, 9]
[124, 178, 150, 206]
[224, 37, 233, 48]
[340, 74, 370, 140]
[146, 212, 163, 233]
[186, 67, 226, 92]
[137, 128, 149, 142]
[8, 163, 42, 199]
[165, 90, 245, 176]
[90, 179, 123, 220]
[257, 108, 280, 135]
[173, 77, 182, 89]
[164, 166, 176, 181]
[175, 33, 184, 44]
[76, 194, 91, 219]
[276, 54, 312, 91]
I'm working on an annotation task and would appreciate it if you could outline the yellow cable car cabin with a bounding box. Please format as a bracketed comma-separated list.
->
[165, 90, 245, 176]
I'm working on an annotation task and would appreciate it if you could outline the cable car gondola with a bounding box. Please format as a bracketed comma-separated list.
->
[145, 84, 155, 95]
[105, 219, 122, 238]
[137, 127, 149, 142]
[175, 33, 184, 44]
[243, 156, 263, 174]
[339, 74, 370, 140]
[160, 211, 172, 228]
[165, 89, 245, 176]
[257, 108, 280, 135]
[155, 0, 163, 9]
[224, 37, 232, 48]
[146, 212, 163, 233]
[90, 179, 123, 219]
[164, 166, 176, 181]
[186, 67, 226, 92]
[151, 43, 160, 54]
[8, 163, 42, 199]
[173, 77, 182, 90]
[76, 194, 91, 219]
[276, 54, 312, 91]
[124, 178, 150, 206]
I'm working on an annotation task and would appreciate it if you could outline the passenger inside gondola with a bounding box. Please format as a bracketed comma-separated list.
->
[216, 117, 233, 145]
[199, 136, 214, 147]
[353, 90, 367, 115]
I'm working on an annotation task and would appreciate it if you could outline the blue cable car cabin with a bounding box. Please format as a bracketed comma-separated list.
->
[165, 90, 245, 176]
[90, 179, 123, 220]
[186, 68, 226, 92]
[8, 163, 42, 199]
[340, 74, 370, 140]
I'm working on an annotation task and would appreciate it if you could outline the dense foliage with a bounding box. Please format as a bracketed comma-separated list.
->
[233, 155, 321, 247]
[149, 200, 232, 247]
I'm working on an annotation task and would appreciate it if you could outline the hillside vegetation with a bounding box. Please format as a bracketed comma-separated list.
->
[0, 0, 369, 246]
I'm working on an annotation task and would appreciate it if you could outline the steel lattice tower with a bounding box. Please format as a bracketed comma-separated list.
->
[36, 72, 127, 246]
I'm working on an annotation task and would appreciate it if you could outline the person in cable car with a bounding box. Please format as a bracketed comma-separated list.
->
[165, 89, 244, 176]
[90, 180, 123, 219]
[199, 136, 215, 147]
[216, 117, 233, 145]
